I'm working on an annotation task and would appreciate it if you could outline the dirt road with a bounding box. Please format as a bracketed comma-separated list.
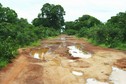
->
[0, 35, 126, 84]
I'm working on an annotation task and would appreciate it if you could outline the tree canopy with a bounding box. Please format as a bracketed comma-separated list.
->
[65, 14, 101, 35]
[76, 12, 126, 49]
[32, 3, 65, 30]
[0, 3, 18, 23]
[107, 12, 126, 42]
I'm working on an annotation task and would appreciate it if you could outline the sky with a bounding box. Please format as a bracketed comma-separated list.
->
[0, 0, 126, 23]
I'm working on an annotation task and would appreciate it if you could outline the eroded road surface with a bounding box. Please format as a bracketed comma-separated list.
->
[0, 35, 126, 84]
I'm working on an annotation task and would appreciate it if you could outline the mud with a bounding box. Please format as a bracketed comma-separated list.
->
[0, 35, 126, 84]
[114, 58, 126, 68]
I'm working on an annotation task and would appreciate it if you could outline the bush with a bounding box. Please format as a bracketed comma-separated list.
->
[0, 23, 59, 69]
[77, 27, 90, 37]
[0, 40, 18, 68]
[64, 29, 77, 35]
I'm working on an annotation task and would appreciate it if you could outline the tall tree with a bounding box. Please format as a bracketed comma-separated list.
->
[65, 14, 101, 31]
[107, 12, 126, 42]
[32, 3, 65, 30]
[76, 15, 101, 28]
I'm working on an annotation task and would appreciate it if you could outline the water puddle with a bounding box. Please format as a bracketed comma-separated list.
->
[34, 53, 39, 59]
[86, 67, 126, 84]
[109, 67, 126, 84]
[72, 71, 83, 76]
[30, 48, 49, 60]
[68, 60, 76, 62]
[61, 37, 66, 41]
[86, 78, 108, 84]
[60, 37, 66, 47]
[68, 46, 92, 59]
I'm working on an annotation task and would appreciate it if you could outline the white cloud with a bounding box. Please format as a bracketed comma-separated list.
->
[1, 0, 126, 23]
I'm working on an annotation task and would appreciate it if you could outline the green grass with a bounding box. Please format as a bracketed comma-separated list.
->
[0, 60, 8, 69]
[28, 36, 57, 47]
[30, 40, 41, 47]
[115, 44, 126, 50]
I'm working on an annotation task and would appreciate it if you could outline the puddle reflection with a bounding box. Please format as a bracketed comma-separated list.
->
[68, 46, 92, 59]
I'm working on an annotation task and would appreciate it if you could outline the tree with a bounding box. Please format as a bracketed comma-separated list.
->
[76, 15, 101, 28]
[65, 21, 76, 30]
[32, 3, 65, 30]
[0, 3, 18, 23]
[32, 18, 42, 27]
[107, 12, 126, 42]
[65, 14, 101, 35]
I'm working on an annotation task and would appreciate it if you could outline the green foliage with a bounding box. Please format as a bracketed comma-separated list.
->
[76, 12, 126, 50]
[64, 29, 77, 35]
[107, 12, 126, 42]
[0, 22, 59, 69]
[77, 15, 102, 28]
[0, 4, 17, 23]
[65, 14, 102, 33]
[32, 3, 65, 30]
[0, 60, 8, 69]
[77, 27, 90, 37]
[65, 14, 101, 36]
[0, 39, 17, 68]
[65, 21, 77, 31]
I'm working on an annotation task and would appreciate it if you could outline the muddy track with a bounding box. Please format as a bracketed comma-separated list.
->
[0, 35, 126, 84]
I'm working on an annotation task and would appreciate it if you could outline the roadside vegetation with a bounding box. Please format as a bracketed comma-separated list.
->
[64, 12, 126, 50]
